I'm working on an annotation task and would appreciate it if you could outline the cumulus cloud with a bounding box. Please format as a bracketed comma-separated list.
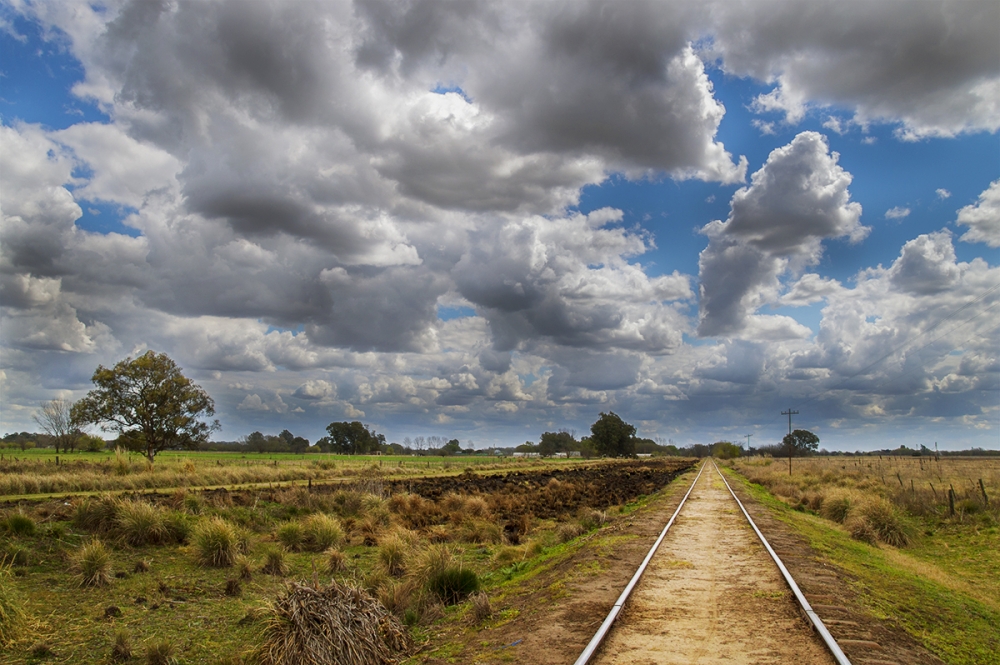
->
[936, 188, 952, 200]
[697, 132, 867, 337]
[885, 206, 911, 220]
[708, 0, 1000, 138]
[956, 180, 1000, 247]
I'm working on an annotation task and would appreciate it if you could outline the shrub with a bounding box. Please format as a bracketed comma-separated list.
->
[145, 639, 178, 665]
[276, 521, 304, 551]
[74, 539, 113, 587]
[0, 563, 26, 647]
[427, 566, 479, 606]
[261, 546, 289, 577]
[116, 500, 168, 546]
[193, 517, 241, 567]
[556, 522, 585, 543]
[5, 513, 36, 537]
[110, 629, 133, 662]
[301, 514, 345, 552]
[252, 581, 411, 665]
[854, 497, 911, 547]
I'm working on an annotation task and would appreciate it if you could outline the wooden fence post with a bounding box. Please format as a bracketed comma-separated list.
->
[948, 486, 956, 516]
[979, 479, 989, 506]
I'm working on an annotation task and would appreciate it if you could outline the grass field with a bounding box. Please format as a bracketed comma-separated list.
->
[0, 456, 692, 664]
[0, 449, 585, 498]
[723, 456, 1000, 665]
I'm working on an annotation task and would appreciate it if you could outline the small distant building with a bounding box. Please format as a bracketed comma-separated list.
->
[568, 451, 581, 458]
[637, 453, 653, 458]
[512, 452, 540, 458]
[552, 452, 568, 458]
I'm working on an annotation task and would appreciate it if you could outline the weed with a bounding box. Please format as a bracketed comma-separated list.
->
[193, 517, 242, 567]
[300, 513, 345, 552]
[276, 521, 304, 551]
[145, 639, 178, 665]
[5, 513, 36, 536]
[110, 629, 133, 662]
[74, 539, 113, 587]
[427, 566, 479, 605]
[469, 591, 492, 624]
[325, 547, 347, 574]
[261, 546, 289, 577]
[116, 499, 168, 546]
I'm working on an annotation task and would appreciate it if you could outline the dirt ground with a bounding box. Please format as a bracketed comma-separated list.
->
[592, 463, 834, 664]
[414, 461, 946, 665]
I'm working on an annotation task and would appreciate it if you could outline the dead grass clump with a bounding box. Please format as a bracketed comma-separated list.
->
[412, 544, 453, 582]
[276, 522, 304, 551]
[853, 497, 911, 547]
[578, 508, 608, 531]
[253, 581, 412, 665]
[376, 578, 419, 617]
[425, 525, 451, 543]
[225, 578, 243, 597]
[377, 534, 409, 577]
[325, 548, 347, 574]
[110, 629, 133, 662]
[847, 516, 879, 545]
[469, 591, 492, 624]
[74, 496, 118, 533]
[235, 555, 254, 581]
[459, 519, 503, 544]
[145, 639, 178, 665]
[463, 496, 490, 519]
[556, 522, 585, 543]
[388, 493, 436, 528]
[332, 490, 365, 518]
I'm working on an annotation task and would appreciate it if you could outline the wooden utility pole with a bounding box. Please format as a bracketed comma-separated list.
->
[745, 434, 752, 451]
[781, 408, 799, 475]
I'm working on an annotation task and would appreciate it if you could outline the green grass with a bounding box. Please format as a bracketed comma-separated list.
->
[722, 467, 1000, 665]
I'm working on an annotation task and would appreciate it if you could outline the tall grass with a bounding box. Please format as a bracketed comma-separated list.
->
[0, 562, 25, 647]
[74, 539, 113, 587]
[192, 518, 244, 567]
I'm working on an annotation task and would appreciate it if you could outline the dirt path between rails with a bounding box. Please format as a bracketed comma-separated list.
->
[592, 463, 836, 665]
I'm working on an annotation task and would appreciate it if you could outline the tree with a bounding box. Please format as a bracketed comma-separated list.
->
[71, 351, 219, 463]
[590, 411, 636, 458]
[712, 441, 742, 460]
[442, 439, 462, 456]
[321, 421, 380, 455]
[781, 429, 819, 475]
[33, 399, 80, 454]
[539, 430, 576, 456]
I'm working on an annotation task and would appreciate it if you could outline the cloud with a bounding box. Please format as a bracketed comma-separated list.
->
[708, 0, 1000, 138]
[697, 132, 867, 337]
[936, 188, 952, 200]
[956, 180, 1000, 247]
[885, 206, 911, 220]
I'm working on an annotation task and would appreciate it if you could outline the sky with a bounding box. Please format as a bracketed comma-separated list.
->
[1, 0, 998, 452]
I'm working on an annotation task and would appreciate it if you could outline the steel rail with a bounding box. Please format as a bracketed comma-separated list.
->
[714, 461, 853, 665]
[572, 460, 707, 665]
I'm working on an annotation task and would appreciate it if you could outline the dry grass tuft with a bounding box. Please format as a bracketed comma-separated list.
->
[469, 591, 492, 624]
[252, 581, 412, 665]
[301, 514, 345, 552]
[261, 546, 289, 577]
[820, 489, 856, 523]
[74, 539, 113, 587]
[377, 534, 409, 577]
[0, 562, 26, 647]
[852, 497, 911, 547]
[193, 517, 244, 567]
[325, 547, 347, 574]
[110, 629, 133, 662]
[145, 639, 177, 665]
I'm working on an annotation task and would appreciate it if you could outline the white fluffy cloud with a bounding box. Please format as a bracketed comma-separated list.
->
[956, 180, 1000, 248]
[697, 132, 867, 337]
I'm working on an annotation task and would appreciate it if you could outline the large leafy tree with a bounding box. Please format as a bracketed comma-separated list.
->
[781, 429, 819, 475]
[590, 411, 636, 458]
[320, 421, 381, 454]
[72, 351, 218, 463]
[538, 430, 577, 456]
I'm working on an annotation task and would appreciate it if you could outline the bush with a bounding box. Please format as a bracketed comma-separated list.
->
[116, 500, 168, 546]
[0, 563, 26, 647]
[193, 517, 241, 567]
[74, 539, 113, 587]
[253, 581, 411, 665]
[377, 534, 408, 577]
[5, 513, 36, 537]
[301, 514, 345, 552]
[427, 566, 479, 605]
[820, 491, 855, 523]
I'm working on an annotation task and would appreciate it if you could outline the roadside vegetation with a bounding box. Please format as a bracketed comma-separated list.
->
[723, 456, 1000, 665]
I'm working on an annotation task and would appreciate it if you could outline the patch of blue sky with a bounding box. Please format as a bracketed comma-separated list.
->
[0, 13, 109, 129]
[431, 84, 472, 103]
[76, 201, 141, 237]
[437, 305, 476, 321]
[764, 301, 825, 335]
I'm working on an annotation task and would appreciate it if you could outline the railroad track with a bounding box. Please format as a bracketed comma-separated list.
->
[574, 461, 853, 665]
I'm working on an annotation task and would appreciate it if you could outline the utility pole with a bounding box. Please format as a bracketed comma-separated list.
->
[781, 408, 799, 475]
[744, 434, 752, 451]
